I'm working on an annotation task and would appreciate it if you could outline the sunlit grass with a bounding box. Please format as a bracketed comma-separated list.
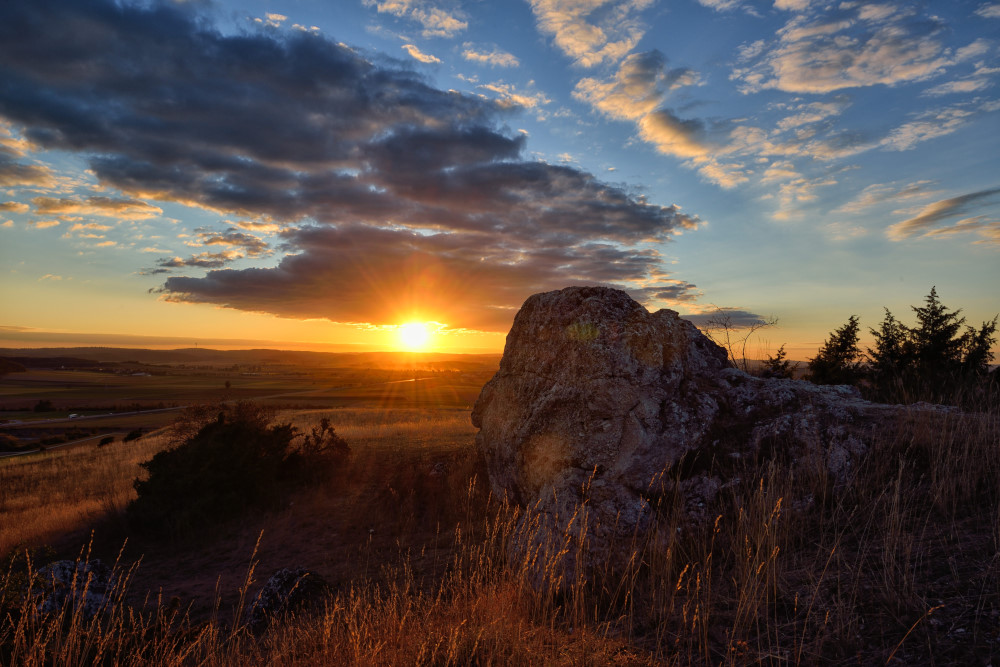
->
[2, 405, 999, 664]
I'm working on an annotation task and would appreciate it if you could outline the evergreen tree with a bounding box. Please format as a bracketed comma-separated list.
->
[909, 286, 965, 376]
[761, 344, 796, 379]
[808, 315, 863, 385]
[961, 318, 998, 376]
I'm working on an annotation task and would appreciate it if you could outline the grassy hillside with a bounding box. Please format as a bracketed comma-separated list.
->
[1, 372, 998, 663]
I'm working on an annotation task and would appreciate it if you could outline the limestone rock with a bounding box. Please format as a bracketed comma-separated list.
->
[246, 567, 331, 634]
[471, 286, 904, 574]
[34, 559, 115, 619]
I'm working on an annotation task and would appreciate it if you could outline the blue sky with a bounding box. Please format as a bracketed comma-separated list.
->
[1, 0, 998, 355]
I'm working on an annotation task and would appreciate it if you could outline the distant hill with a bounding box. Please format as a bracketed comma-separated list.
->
[0, 347, 502, 372]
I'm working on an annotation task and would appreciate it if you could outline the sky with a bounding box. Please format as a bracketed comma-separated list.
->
[0, 0, 998, 356]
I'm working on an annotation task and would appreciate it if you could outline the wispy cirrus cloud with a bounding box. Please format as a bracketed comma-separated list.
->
[1, 0, 702, 330]
[835, 180, 939, 214]
[887, 187, 1000, 242]
[975, 3, 1000, 19]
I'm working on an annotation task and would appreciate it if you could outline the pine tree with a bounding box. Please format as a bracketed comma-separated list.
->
[761, 344, 796, 379]
[909, 286, 965, 375]
[808, 315, 863, 385]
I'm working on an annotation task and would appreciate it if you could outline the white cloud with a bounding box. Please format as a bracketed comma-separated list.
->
[696, 0, 744, 11]
[364, 0, 467, 38]
[774, 0, 811, 10]
[733, 6, 987, 94]
[880, 106, 973, 151]
[402, 44, 441, 64]
[253, 13, 287, 28]
[775, 98, 850, 130]
[528, 0, 653, 67]
[478, 82, 551, 108]
[462, 45, 519, 68]
[974, 3, 1000, 19]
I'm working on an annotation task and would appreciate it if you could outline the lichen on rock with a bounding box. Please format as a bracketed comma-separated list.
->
[472, 286, 913, 577]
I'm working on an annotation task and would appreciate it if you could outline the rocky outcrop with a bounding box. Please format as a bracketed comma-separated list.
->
[471, 286, 912, 574]
[33, 559, 115, 619]
[246, 567, 331, 634]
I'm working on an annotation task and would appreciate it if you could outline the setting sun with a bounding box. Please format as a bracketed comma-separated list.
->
[397, 322, 432, 351]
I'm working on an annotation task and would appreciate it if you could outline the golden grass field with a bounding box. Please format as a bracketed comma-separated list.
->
[2, 394, 1000, 664]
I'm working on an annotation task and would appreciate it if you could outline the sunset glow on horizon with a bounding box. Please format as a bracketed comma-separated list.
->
[0, 0, 996, 359]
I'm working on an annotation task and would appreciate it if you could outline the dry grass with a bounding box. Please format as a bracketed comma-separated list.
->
[2, 405, 999, 665]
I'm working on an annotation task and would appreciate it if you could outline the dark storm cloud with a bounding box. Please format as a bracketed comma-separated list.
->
[157, 225, 700, 330]
[683, 309, 768, 328]
[1, 0, 704, 329]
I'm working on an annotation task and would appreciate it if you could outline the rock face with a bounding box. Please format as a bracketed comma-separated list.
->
[34, 559, 115, 619]
[472, 286, 901, 572]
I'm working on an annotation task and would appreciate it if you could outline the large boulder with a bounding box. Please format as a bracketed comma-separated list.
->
[471, 286, 908, 575]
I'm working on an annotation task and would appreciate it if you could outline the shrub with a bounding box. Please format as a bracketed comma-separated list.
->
[122, 429, 143, 442]
[98, 436, 115, 447]
[127, 402, 349, 536]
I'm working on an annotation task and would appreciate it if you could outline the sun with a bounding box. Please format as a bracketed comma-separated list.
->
[397, 321, 432, 351]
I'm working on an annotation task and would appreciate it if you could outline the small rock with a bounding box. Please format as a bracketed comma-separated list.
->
[246, 567, 331, 635]
[34, 559, 115, 620]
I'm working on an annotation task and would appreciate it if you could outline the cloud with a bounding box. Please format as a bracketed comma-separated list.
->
[0, 201, 29, 213]
[774, 0, 810, 10]
[528, 0, 652, 67]
[253, 13, 287, 28]
[574, 51, 699, 121]
[879, 105, 973, 151]
[1, 220, 13, 228]
[0, 154, 53, 187]
[683, 308, 768, 328]
[364, 0, 467, 38]
[835, 180, 938, 214]
[922, 61, 1000, 96]
[28, 219, 60, 229]
[38, 274, 62, 281]
[924, 216, 1000, 246]
[462, 44, 519, 68]
[887, 187, 1000, 241]
[157, 224, 701, 330]
[477, 82, 551, 109]
[733, 5, 987, 94]
[975, 3, 1000, 19]
[31, 196, 162, 219]
[193, 227, 271, 257]
[572, 51, 748, 186]
[157, 250, 244, 269]
[1, 0, 703, 331]
[695, 0, 754, 13]
[402, 44, 440, 64]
